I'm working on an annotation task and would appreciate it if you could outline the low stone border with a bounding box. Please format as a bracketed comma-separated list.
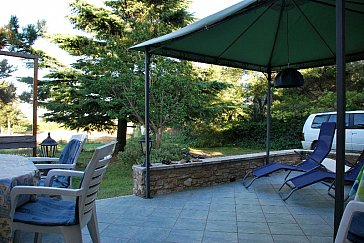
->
[132, 149, 359, 197]
[133, 149, 300, 197]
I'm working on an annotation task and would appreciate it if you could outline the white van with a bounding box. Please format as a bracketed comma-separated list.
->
[301, 110, 364, 152]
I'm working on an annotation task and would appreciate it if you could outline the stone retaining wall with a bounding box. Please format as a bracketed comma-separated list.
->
[132, 149, 359, 197]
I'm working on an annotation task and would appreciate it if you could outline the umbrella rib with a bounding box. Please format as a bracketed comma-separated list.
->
[267, 0, 286, 67]
[292, 0, 335, 57]
[216, 1, 276, 60]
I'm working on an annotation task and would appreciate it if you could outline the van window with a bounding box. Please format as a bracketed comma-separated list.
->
[311, 115, 329, 128]
[328, 114, 349, 127]
[353, 114, 364, 129]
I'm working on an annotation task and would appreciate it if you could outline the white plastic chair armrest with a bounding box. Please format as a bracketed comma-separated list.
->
[28, 157, 60, 163]
[44, 169, 84, 187]
[335, 200, 364, 243]
[10, 186, 82, 217]
[35, 164, 75, 170]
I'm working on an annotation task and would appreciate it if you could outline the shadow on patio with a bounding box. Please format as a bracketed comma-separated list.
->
[18, 171, 350, 243]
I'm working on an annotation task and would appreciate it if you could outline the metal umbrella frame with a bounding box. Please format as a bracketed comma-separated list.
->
[129, 0, 364, 236]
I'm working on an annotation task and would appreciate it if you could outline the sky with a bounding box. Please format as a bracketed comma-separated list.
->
[1, 0, 242, 66]
[1, 0, 242, 119]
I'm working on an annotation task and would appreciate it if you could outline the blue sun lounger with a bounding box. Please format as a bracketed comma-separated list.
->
[279, 150, 364, 201]
[242, 122, 336, 188]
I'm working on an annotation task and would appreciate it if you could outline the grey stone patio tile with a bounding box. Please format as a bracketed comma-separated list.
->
[166, 229, 204, 243]
[142, 216, 178, 229]
[96, 212, 121, 223]
[208, 210, 236, 221]
[180, 209, 209, 220]
[262, 205, 291, 214]
[235, 198, 260, 205]
[300, 223, 333, 237]
[259, 198, 286, 206]
[287, 206, 317, 215]
[202, 231, 238, 243]
[209, 203, 236, 212]
[174, 218, 206, 231]
[150, 207, 182, 218]
[205, 220, 237, 233]
[268, 223, 304, 235]
[101, 224, 140, 239]
[238, 233, 274, 243]
[307, 236, 334, 243]
[272, 234, 310, 243]
[129, 227, 170, 241]
[97, 236, 129, 243]
[264, 213, 296, 223]
[235, 204, 262, 213]
[237, 211, 266, 222]
[120, 206, 155, 218]
[237, 221, 270, 234]
[183, 204, 211, 211]
[293, 214, 327, 225]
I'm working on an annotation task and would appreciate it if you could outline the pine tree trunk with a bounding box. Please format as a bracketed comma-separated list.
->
[113, 119, 127, 156]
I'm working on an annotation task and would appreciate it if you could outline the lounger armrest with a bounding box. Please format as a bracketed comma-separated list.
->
[28, 157, 60, 163]
[335, 200, 364, 243]
[44, 169, 84, 187]
[35, 164, 74, 170]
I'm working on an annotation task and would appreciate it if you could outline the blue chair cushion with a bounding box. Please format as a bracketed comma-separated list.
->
[37, 139, 81, 188]
[38, 176, 70, 188]
[348, 211, 364, 243]
[59, 139, 81, 165]
[13, 196, 77, 226]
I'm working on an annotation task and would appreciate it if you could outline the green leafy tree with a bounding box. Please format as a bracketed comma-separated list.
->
[42, 0, 229, 153]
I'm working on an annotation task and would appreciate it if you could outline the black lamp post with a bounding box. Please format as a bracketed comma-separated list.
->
[39, 132, 58, 157]
[139, 135, 153, 167]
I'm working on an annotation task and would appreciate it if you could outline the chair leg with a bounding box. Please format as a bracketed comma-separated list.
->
[242, 171, 257, 188]
[242, 176, 258, 188]
[12, 230, 20, 243]
[280, 188, 298, 201]
[87, 208, 100, 243]
[34, 232, 42, 243]
[284, 170, 293, 180]
[61, 225, 82, 243]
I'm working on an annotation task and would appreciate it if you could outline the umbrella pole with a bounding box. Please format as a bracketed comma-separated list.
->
[144, 48, 151, 199]
[334, 0, 346, 237]
[266, 70, 272, 165]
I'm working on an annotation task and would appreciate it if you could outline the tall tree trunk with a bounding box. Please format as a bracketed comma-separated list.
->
[7, 118, 11, 135]
[155, 127, 163, 149]
[113, 118, 127, 156]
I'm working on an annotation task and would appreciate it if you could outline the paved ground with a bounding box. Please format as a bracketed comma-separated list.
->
[18, 171, 351, 243]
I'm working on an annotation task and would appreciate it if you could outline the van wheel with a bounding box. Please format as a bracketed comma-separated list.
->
[311, 141, 318, 150]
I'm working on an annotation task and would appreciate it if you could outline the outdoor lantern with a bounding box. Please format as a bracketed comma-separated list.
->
[39, 132, 58, 157]
[139, 135, 153, 166]
[274, 68, 304, 88]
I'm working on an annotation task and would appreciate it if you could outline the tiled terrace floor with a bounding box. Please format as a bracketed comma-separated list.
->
[19, 171, 351, 243]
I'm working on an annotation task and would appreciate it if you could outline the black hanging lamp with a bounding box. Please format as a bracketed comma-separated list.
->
[274, 6, 304, 88]
[274, 68, 304, 88]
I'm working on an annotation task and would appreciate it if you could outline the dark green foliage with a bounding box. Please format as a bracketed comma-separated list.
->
[191, 119, 303, 150]
[118, 133, 190, 165]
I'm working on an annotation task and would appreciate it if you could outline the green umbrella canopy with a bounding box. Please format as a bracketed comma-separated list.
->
[130, 0, 364, 72]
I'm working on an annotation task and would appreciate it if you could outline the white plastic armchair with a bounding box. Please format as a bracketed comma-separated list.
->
[29, 134, 87, 188]
[10, 142, 116, 243]
[29, 134, 88, 171]
[335, 200, 364, 243]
